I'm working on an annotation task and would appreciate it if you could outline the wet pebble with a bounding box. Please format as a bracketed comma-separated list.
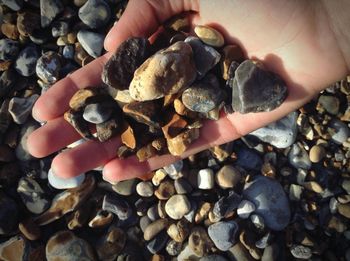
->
[83, 103, 113, 124]
[288, 143, 312, 170]
[165, 194, 191, 219]
[14, 45, 39, 77]
[237, 199, 256, 219]
[36, 51, 61, 84]
[48, 168, 86, 189]
[0, 193, 18, 235]
[77, 30, 104, 58]
[8, 94, 39, 124]
[136, 181, 154, 197]
[40, 0, 64, 27]
[208, 221, 239, 251]
[79, 0, 111, 29]
[0, 39, 19, 61]
[215, 164, 241, 189]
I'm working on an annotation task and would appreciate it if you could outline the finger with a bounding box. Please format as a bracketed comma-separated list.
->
[32, 53, 111, 122]
[104, 0, 200, 52]
[27, 117, 81, 158]
[51, 136, 120, 178]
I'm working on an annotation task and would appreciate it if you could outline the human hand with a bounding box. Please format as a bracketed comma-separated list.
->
[28, 0, 350, 182]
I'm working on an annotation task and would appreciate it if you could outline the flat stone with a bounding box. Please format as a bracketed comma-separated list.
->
[14, 45, 39, 76]
[144, 218, 169, 241]
[1, 0, 23, 11]
[163, 160, 183, 177]
[194, 25, 224, 47]
[8, 94, 39, 124]
[102, 194, 132, 220]
[229, 60, 288, 113]
[111, 178, 137, 196]
[0, 193, 18, 235]
[83, 103, 113, 124]
[96, 227, 126, 260]
[136, 181, 154, 197]
[215, 164, 241, 189]
[237, 199, 256, 219]
[0, 39, 19, 61]
[0, 236, 29, 261]
[64, 109, 94, 140]
[36, 51, 61, 84]
[288, 143, 312, 170]
[166, 128, 200, 156]
[249, 111, 298, 148]
[77, 30, 104, 58]
[129, 41, 197, 101]
[328, 119, 350, 144]
[309, 144, 326, 163]
[318, 95, 339, 115]
[79, 0, 111, 28]
[48, 168, 86, 189]
[40, 0, 64, 27]
[123, 100, 161, 128]
[243, 175, 290, 231]
[69, 87, 104, 110]
[184, 36, 221, 78]
[46, 231, 96, 261]
[165, 194, 191, 220]
[197, 168, 215, 189]
[290, 245, 312, 260]
[208, 221, 239, 251]
[15, 120, 40, 161]
[188, 226, 214, 257]
[17, 176, 50, 214]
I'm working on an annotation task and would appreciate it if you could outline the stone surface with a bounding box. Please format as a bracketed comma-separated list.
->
[123, 100, 161, 129]
[309, 144, 326, 163]
[136, 181, 154, 197]
[0, 236, 29, 261]
[290, 245, 312, 260]
[249, 112, 298, 148]
[174, 177, 193, 194]
[328, 119, 350, 144]
[0, 39, 19, 61]
[208, 221, 239, 251]
[77, 30, 104, 58]
[129, 41, 197, 101]
[0, 193, 18, 235]
[220, 45, 245, 80]
[83, 103, 113, 124]
[8, 94, 39, 124]
[46, 231, 96, 261]
[166, 240, 183, 256]
[194, 25, 225, 47]
[213, 191, 242, 219]
[163, 160, 183, 177]
[52, 21, 69, 37]
[48, 168, 86, 189]
[318, 95, 340, 115]
[96, 227, 126, 261]
[167, 128, 200, 156]
[144, 218, 169, 241]
[36, 51, 61, 84]
[1, 0, 23, 11]
[18, 218, 41, 241]
[188, 226, 214, 257]
[243, 175, 290, 231]
[17, 11, 41, 37]
[235, 148, 263, 171]
[237, 199, 256, 219]
[215, 164, 241, 189]
[146, 231, 169, 254]
[229, 60, 288, 113]
[15, 45, 39, 76]
[40, 0, 64, 27]
[112, 178, 137, 196]
[197, 168, 215, 189]
[64, 109, 93, 140]
[288, 143, 312, 170]
[79, 0, 111, 29]
[167, 219, 190, 243]
[165, 194, 191, 220]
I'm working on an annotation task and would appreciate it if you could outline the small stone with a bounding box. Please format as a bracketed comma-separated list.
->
[328, 119, 350, 144]
[194, 25, 225, 47]
[79, 0, 111, 28]
[208, 221, 239, 251]
[144, 219, 169, 241]
[69, 87, 104, 110]
[0, 193, 18, 235]
[48, 168, 86, 189]
[166, 240, 183, 256]
[88, 210, 113, 228]
[243, 175, 290, 231]
[123, 100, 161, 128]
[290, 245, 312, 260]
[15, 120, 40, 161]
[327, 216, 347, 233]
[129, 41, 197, 101]
[120, 122, 136, 149]
[136, 181, 154, 197]
[309, 144, 326, 163]
[63, 45, 74, 59]
[8, 95, 39, 124]
[147, 204, 160, 221]
[227, 243, 254, 261]
[83, 103, 113, 124]
[197, 168, 215, 189]
[167, 219, 190, 242]
[96, 227, 126, 260]
[255, 232, 273, 249]
[102, 194, 132, 220]
[77, 30, 104, 58]
[318, 95, 340, 115]
[36, 51, 61, 84]
[17, 11, 41, 36]
[237, 200, 256, 219]
[213, 191, 242, 219]
[164, 14, 190, 32]
[250, 214, 265, 230]
[0, 39, 19, 61]
[112, 178, 137, 196]
[194, 202, 211, 223]
[215, 164, 241, 189]
[40, 0, 64, 28]
[235, 148, 263, 171]
[174, 177, 193, 194]
[64, 109, 93, 140]
[14, 45, 39, 77]
[184, 36, 221, 78]
[166, 128, 200, 156]
[338, 203, 350, 218]
[1, 23, 19, 40]
[188, 226, 214, 257]
[289, 184, 304, 201]
[146, 231, 169, 254]
[177, 244, 201, 261]
[163, 160, 183, 177]
[220, 45, 245, 80]
[152, 169, 167, 186]
[249, 111, 298, 148]
[0, 236, 29, 261]
[288, 143, 312, 170]
[342, 179, 350, 194]
[51, 21, 69, 37]
[303, 181, 324, 194]
[229, 60, 288, 113]
[165, 194, 191, 220]
[162, 113, 188, 139]
[200, 255, 228, 261]
[18, 218, 41, 241]
[46, 231, 96, 261]
[1, 0, 23, 11]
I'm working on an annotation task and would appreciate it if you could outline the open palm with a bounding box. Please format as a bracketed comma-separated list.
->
[28, 0, 349, 182]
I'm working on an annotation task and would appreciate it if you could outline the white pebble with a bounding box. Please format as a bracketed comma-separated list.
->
[250, 214, 265, 230]
[329, 197, 339, 214]
[48, 168, 85, 189]
[197, 168, 214, 190]
[237, 199, 256, 219]
[164, 160, 183, 176]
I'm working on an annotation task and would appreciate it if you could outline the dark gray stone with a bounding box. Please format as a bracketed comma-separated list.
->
[0, 0, 23, 11]
[77, 30, 104, 58]
[51, 21, 69, 37]
[329, 119, 350, 144]
[0, 39, 19, 61]
[229, 60, 288, 113]
[40, 0, 64, 27]
[235, 148, 263, 171]
[213, 191, 242, 219]
[83, 103, 113, 124]
[102, 194, 132, 220]
[288, 143, 311, 170]
[36, 51, 61, 84]
[63, 45, 75, 60]
[174, 177, 193, 194]
[78, 0, 111, 29]
[146, 231, 169, 254]
[15, 45, 39, 77]
[0, 193, 18, 235]
[208, 221, 239, 251]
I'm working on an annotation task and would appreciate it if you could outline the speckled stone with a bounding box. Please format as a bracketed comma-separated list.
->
[77, 30, 104, 58]
[0, 39, 19, 61]
[79, 0, 111, 29]
[40, 0, 64, 27]
[14, 45, 39, 76]
[8, 94, 39, 124]
[208, 221, 239, 251]
[165, 194, 191, 220]
[36, 51, 61, 84]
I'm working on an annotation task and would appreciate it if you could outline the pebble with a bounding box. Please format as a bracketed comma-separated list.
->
[154, 179, 175, 200]
[235, 148, 263, 171]
[243, 175, 290, 231]
[1, 0, 23, 11]
[17, 176, 50, 214]
[163, 160, 183, 177]
[328, 119, 350, 144]
[167, 128, 200, 156]
[289, 184, 304, 201]
[309, 144, 326, 163]
[83, 103, 113, 124]
[194, 25, 225, 47]
[147, 204, 160, 221]
[14, 45, 39, 77]
[249, 112, 298, 148]
[228, 60, 288, 113]
[77, 30, 104, 58]
[144, 218, 169, 241]
[220, 44, 244, 80]
[165, 194, 191, 219]
[166, 240, 183, 256]
[40, 0, 64, 27]
[46, 231, 96, 261]
[79, 0, 111, 29]
[177, 244, 201, 261]
[342, 179, 350, 194]
[152, 169, 167, 186]
[36, 51, 61, 84]
[213, 191, 242, 219]
[261, 243, 279, 261]
[48, 168, 86, 189]
[290, 245, 312, 260]
[96, 227, 126, 260]
[318, 95, 340, 115]
[0, 236, 29, 261]
[146, 231, 169, 254]
[136, 181, 154, 197]
[208, 221, 239, 251]
[0, 193, 18, 235]
[215, 164, 241, 189]
[182, 75, 223, 113]
[197, 168, 215, 189]
[255, 232, 273, 249]
[8, 94, 39, 124]
[18, 218, 41, 241]
[237, 199, 256, 219]
[184, 36, 221, 78]
[227, 243, 254, 261]
[250, 214, 265, 230]
[288, 143, 312, 170]
[188, 226, 214, 257]
[1, 23, 19, 40]
[174, 177, 193, 194]
[51, 21, 69, 37]
[63, 45, 75, 59]
[102, 194, 132, 220]
[200, 255, 228, 261]
[167, 219, 190, 242]
[15, 120, 40, 161]
[0, 39, 19, 61]
[338, 203, 350, 218]
[129, 41, 197, 101]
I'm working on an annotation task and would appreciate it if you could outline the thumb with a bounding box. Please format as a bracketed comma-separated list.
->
[104, 0, 199, 52]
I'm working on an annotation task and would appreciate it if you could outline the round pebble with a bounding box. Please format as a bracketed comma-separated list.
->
[215, 164, 241, 189]
[48, 168, 86, 189]
[83, 103, 113, 124]
[309, 144, 326, 163]
[237, 199, 256, 219]
[194, 25, 225, 47]
[78, 0, 111, 29]
[0, 39, 19, 61]
[77, 30, 104, 58]
[35, 51, 61, 84]
[208, 221, 239, 251]
[165, 194, 191, 220]
[166, 240, 183, 256]
[290, 245, 312, 260]
[136, 181, 154, 197]
[318, 95, 340, 115]
[197, 168, 215, 189]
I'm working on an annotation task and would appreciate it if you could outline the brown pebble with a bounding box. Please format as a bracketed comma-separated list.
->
[220, 45, 244, 80]
[69, 87, 102, 110]
[121, 122, 137, 149]
[188, 226, 214, 257]
[162, 113, 188, 139]
[173, 98, 198, 118]
[194, 25, 225, 47]
[338, 203, 350, 219]
[0, 60, 12, 71]
[309, 145, 326, 163]
[144, 219, 169, 241]
[123, 101, 161, 129]
[18, 218, 41, 241]
[96, 115, 120, 142]
[1, 23, 19, 40]
[151, 254, 165, 261]
[136, 143, 157, 162]
[64, 109, 93, 140]
[154, 180, 175, 200]
[167, 219, 190, 243]
[166, 128, 200, 156]
[151, 137, 167, 152]
[195, 202, 212, 224]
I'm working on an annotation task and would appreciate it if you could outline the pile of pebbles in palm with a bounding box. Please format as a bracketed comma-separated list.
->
[0, 0, 350, 261]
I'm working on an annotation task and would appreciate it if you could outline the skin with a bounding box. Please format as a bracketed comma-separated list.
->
[28, 0, 350, 182]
